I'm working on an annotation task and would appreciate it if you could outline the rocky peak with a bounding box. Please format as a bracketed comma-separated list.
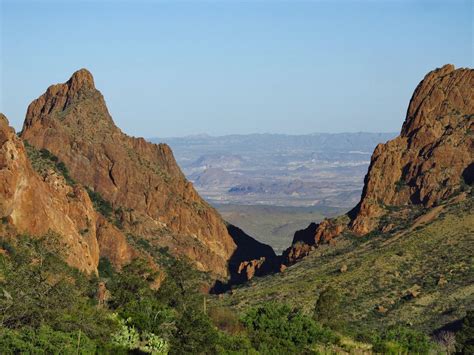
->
[20, 69, 273, 279]
[23, 68, 114, 137]
[401, 64, 456, 138]
[0, 112, 8, 125]
[0, 114, 13, 144]
[351, 64, 473, 234]
[68, 68, 95, 90]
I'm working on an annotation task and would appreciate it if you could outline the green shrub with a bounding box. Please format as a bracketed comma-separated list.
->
[98, 256, 116, 279]
[215, 332, 256, 354]
[242, 302, 339, 353]
[85, 187, 124, 228]
[111, 316, 169, 354]
[0, 325, 98, 354]
[86, 187, 114, 218]
[371, 326, 432, 354]
[0, 235, 117, 342]
[456, 310, 474, 354]
[313, 286, 342, 328]
[170, 307, 218, 355]
[209, 307, 244, 335]
[24, 142, 76, 186]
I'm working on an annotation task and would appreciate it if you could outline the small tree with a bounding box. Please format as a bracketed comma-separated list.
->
[456, 310, 474, 354]
[372, 326, 432, 353]
[313, 286, 341, 328]
[170, 307, 218, 354]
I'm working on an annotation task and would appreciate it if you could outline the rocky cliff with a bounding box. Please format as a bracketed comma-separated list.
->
[351, 64, 473, 234]
[281, 64, 473, 265]
[0, 113, 136, 274]
[20, 69, 272, 279]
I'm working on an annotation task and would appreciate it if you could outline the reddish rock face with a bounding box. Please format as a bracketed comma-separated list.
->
[0, 113, 124, 274]
[96, 215, 137, 270]
[237, 258, 267, 281]
[314, 219, 345, 243]
[351, 64, 473, 234]
[20, 69, 250, 279]
[282, 242, 313, 265]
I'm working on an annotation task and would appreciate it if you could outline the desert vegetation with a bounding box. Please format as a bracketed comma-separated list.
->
[3, 232, 473, 353]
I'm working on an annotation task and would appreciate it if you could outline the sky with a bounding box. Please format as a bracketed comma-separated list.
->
[0, 0, 472, 138]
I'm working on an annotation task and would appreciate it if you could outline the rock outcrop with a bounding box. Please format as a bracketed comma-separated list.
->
[351, 64, 473, 234]
[20, 69, 272, 279]
[0, 113, 136, 273]
[281, 64, 473, 266]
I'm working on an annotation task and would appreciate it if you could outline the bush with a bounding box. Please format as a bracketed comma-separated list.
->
[371, 326, 432, 354]
[0, 325, 98, 354]
[456, 310, 474, 354]
[215, 332, 256, 354]
[313, 286, 342, 328]
[86, 187, 114, 218]
[111, 316, 169, 354]
[209, 307, 244, 335]
[98, 256, 116, 279]
[24, 142, 76, 186]
[170, 307, 218, 354]
[242, 302, 339, 353]
[0, 235, 117, 343]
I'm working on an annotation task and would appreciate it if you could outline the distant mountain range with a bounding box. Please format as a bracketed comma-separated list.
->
[150, 132, 397, 208]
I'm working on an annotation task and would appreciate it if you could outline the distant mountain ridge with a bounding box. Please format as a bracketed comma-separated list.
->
[151, 132, 397, 208]
[152, 132, 397, 153]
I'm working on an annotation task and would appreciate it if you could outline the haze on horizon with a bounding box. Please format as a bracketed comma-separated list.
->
[1, 0, 472, 138]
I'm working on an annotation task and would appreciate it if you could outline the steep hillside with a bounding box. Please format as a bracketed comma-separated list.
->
[20, 69, 273, 279]
[213, 194, 474, 334]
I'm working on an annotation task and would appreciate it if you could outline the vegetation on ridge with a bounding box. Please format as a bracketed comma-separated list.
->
[24, 141, 76, 186]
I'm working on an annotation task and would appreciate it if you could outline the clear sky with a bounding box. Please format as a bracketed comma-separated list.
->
[1, 0, 472, 137]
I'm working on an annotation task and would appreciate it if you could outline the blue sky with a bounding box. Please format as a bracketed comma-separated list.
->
[1, 0, 472, 137]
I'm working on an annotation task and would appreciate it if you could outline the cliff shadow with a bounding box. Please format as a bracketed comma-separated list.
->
[211, 224, 279, 293]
